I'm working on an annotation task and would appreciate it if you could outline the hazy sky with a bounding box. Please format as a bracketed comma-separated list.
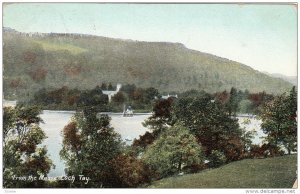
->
[3, 3, 297, 76]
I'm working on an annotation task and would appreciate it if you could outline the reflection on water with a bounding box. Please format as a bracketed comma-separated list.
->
[39, 111, 265, 177]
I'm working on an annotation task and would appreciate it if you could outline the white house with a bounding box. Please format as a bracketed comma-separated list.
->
[102, 84, 122, 102]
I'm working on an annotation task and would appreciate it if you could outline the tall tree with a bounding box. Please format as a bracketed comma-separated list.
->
[107, 83, 114, 90]
[143, 98, 174, 133]
[100, 83, 107, 90]
[214, 90, 229, 105]
[172, 96, 243, 161]
[260, 87, 297, 154]
[225, 87, 240, 116]
[60, 108, 123, 187]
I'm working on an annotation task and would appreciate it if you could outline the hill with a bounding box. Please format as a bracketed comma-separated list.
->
[148, 155, 297, 188]
[263, 72, 297, 86]
[3, 28, 293, 101]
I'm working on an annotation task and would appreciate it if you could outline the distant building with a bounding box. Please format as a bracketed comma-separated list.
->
[161, 94, 178, 100]
[102, 84, 122, 102]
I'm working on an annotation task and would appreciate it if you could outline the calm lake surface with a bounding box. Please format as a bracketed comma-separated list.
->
[237, 116, 266, 145]
[36, 110, 267, 177]
[39, 110, 151, 177]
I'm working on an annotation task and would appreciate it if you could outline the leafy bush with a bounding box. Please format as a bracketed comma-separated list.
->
[142, 124, 204, 178]
[109, 154, 152, 187]
[208, 150, 226, 168]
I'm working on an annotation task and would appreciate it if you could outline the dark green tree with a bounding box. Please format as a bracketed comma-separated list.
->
[77, 87, 108, 111]
[3, 105, 53, 188]
[172, 96, 243, 161]
[207, 150, 226, 168]
[100, 83, 107, 90]
[60, 108, 123, 187]
[260, 87, 297, 154]
[225, 87, 240, 116]
[143, 98, 174, 134]
[111, 91, 126, 104]
[107, 83, 114, 90]
[144, 87, 159, 103]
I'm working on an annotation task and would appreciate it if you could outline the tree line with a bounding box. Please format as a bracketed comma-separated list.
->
[29, 83, 275, 115]
[29, 83, 159, 112]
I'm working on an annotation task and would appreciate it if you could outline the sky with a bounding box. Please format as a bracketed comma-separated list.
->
[3, 3, 298, 76]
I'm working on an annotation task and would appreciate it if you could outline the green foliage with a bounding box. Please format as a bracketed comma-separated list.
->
[31, 86, 81, 109]
[172, 95, 243, 161]
[213, 89, 274, 114]
[144, 87, 159, 102]
[239, 99, 252, 113]
[3, 105, 53, 188]
[142, 124, 204, 178]
[240, 119, 258, 153]
[77, 87, 109, 111]
[29, 84, 157, 112]
[225, 87, 240, 116]
[260, 87, 297, 154]
[60, 108, 123, 187]
[132, 131, 157, 150]
[107, 83, 114, 90]
[207, 150, 227, 168]
[30, 86, 109, 111]
[3, 30, 293, 101]
[143, 98, 174, 133]
[33, 40, 87, 54]
[111, 91, 126, 104]
[3, 106, 16, 138]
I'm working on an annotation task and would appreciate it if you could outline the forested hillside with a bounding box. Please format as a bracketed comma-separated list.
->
[3, 28, 293, 101]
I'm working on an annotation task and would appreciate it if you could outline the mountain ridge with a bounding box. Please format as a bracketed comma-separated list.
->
[263, 71, 297, 86]
[3, 27, 294, 100]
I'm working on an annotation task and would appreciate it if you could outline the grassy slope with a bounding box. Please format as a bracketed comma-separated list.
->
[33, 40, 87, 54]
[149, 155, 297, 188]
[3, 30, 293, 101]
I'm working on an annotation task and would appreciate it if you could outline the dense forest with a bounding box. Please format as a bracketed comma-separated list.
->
[3, 28, 293, 102]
